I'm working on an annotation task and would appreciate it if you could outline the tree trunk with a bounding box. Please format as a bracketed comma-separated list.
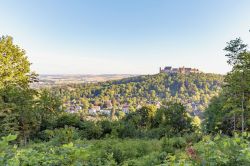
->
[233, 93, 236, 132]
[241, 92, 244, 133]
[234, 113, 236, 132]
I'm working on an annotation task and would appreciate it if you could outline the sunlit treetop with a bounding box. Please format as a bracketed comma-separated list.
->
[0, 36, 34, 88]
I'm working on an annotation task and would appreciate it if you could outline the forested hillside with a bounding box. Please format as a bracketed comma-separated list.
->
[53, 72, 223, 117]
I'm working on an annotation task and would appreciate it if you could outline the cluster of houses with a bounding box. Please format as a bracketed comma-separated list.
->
[64, 99, 135, 116]
[160, 66, 200, 74]
[64, 99, 162, 117]
[88, 102, 132, 116]
[64, 97, 206, 118]
[64, 100, 83, 114]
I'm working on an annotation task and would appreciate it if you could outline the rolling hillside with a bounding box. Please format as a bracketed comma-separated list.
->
[53, 72, 224, 116]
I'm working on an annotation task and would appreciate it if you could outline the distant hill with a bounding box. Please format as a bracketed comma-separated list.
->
[53, 72, 224, 116]
[31, 74, 137, 88]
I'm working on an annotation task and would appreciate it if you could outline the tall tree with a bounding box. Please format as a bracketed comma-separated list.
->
[137, 105, 157, 128]
[154, 102, 194, 135]
[0, 36, 39, 144]
[0, 36, 32, 88]
[111, 98, 117, 120]
[205, 37, 250, 134]
[36, 89, 62, 130]
[224, 38, 250, 132]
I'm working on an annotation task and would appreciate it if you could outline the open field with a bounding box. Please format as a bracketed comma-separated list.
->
[31, 74, 137, 88]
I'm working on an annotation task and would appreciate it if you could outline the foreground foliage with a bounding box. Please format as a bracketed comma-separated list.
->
[1, 133, 250, 166]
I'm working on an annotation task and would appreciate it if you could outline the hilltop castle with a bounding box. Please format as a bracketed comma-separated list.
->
[160, 66, 200, 74]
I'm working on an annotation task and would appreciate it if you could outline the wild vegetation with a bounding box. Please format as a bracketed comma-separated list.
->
[0, 35, 249, 165]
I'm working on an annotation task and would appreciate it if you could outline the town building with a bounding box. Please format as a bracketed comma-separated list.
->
[122, 104, 130, 114]
[92, 106, 101, 111]
[105, 100, 113, 109]
[100, 109, 111, 116]
[155, 101, 161, 109]
[88, 109, 97, 115]
[160, 66, 200, 74]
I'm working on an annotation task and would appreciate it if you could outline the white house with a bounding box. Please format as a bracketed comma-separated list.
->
[100, 109, 111, 116]
[76, 105, 82, 111]
[122, 106, 130, 114]
[155, 101, 161, 109]
[92, 106, 101, 111]
[88, 109, 97, 115]
[136, 104, 142, 109]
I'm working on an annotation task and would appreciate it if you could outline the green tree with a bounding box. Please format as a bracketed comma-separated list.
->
[80, 98, 89, 112]
[205, 37, 250, 134]
[36, 89, 62, 130]
[137, 105, 157, 128]
[0, 36, 33, 88]
[0, 36, 39, 144]
[192, 116, 201, 129]
[224, 38, 250, 132]
[0, 85, 38, 144]
[111, 98, 117, 120]
[154, 102, 194, 135]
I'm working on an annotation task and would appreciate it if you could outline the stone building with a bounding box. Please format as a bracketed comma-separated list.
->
[160, 66, 200, 74]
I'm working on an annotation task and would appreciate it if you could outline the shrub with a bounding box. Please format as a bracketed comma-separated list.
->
[0, 134, 18, 165]
[161, 136, 187, 154]
[99, 120, 113, 137]
[79, 121, 103, 139]
[38, 126, 79, 144]
[55, 113, 82, 128]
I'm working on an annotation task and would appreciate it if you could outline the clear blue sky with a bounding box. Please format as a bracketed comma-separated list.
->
[1, 0, 250, 74]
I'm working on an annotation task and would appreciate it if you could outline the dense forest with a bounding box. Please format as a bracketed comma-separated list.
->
[52, 71, 223, 117]
[0, 35, 250, 165]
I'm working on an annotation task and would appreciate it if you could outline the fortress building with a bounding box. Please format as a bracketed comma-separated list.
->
[160, 66, 200, 74]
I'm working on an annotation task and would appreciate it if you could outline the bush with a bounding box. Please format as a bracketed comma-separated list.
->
[79, 121, 103, 139]
[8, 142, 89, 166]
[117, 122, 138, 138]
[55, 113, 82, 128]
[0, 134, 18, 165]
[162, 134, 250, 165]
[192, 134, 250, 165]
[38, 126, 79, 144]
[99, 120, 113, 137]
[161, 136, 187, 154]
[146, 127, 168, 139]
